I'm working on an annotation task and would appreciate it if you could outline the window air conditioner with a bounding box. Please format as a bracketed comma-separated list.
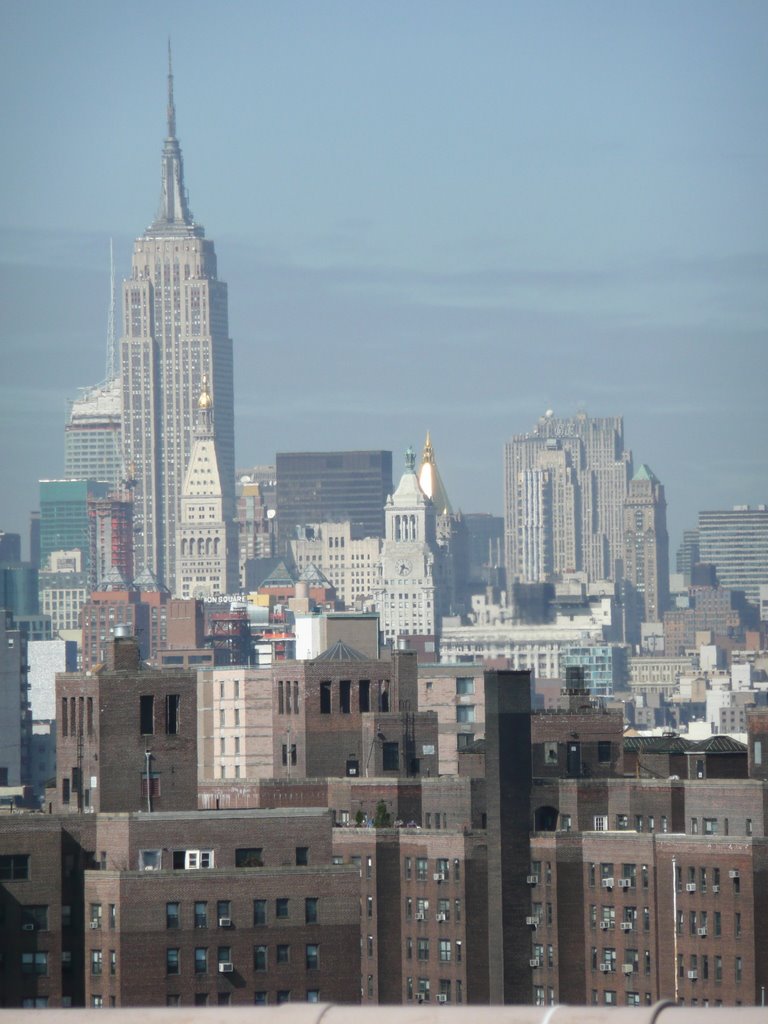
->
[620, 922, 633, 932]
[599, 963, 613, 973]
[728, 870, 739, 879]
[416, 994, 426, 1003]
[529, 958, 541, 968]
[436, 913, 447, 922]
[526, 874, 539, 885]
[22, 922, 35, 931]
[697, 927, 707, 937]
[622, 964, 634, 975]
[218, 962, 234, 973]
[433, 873, 445, 882]
[90, 921, 100, 929]
[218, 917, 232, 928]
[711, 885, 720, 893]
[685, 883, 697, 892]
[599, 921, 611, 930]
[436, 994, 448, 1003]
[415, 912, 425, 921]
[617, 878, 631, 889]
[525, 916, 539, 927]
[601, 878, 614, 889]
[687, 970, 697, 980]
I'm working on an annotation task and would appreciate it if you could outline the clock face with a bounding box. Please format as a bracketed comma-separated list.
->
[397, 559, 413, 576]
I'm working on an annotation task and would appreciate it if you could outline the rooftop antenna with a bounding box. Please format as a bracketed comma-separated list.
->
[106, 238, 116, 382]
[167, 38, 176, 138]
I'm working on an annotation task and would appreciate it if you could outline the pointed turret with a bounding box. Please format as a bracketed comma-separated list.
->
[149, 42, 198, 234]
[418, 431, 453, 515]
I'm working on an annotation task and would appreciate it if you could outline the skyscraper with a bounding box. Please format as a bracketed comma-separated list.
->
[120, 49, 235, 592]
[698, 506, 768, 604]
[622, 464, 670, 626]
[504, 411, 631, 587]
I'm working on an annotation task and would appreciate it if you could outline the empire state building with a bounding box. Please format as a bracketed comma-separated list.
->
[120, 50, 235, 591]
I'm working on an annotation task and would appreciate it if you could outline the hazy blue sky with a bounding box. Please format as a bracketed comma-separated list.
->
[1, 1, 766, 555]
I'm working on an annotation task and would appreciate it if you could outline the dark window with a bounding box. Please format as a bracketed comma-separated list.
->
[194, 902, 207, 928]
[0, 855, 30, 880]
[21, 906, 48, 931]
[339, 680, 351, 714]
[305, 898, 318, 924]
[254, 992, 268, 1005]
[282, 744, 297, 766]
[194, 995, 208, 1007]
[320, 682, 331, 714]
[236, 848, 263, 867]
[276, 899, 289, 919]
[253, 900, 267, 926]
[359, 680, 370, 712]
[598, 741, 611, 763]
[140, 695, 154, 735]
[166, 948, 180, 975]
[166, 903, 180, 929]
[62, 778, 70, 804]
[277, 944, 290, 965]
[296, 847, 309, 866]
[383, 742, 399, 771]
[306, 944, 319, 970]
[166, 695, 180, 734]
[254, 945, 268, 971]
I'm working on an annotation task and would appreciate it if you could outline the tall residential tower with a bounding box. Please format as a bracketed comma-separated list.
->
[120, 49, 235, 592]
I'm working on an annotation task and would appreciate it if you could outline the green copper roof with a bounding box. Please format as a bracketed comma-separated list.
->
[633, 463, 659, 483]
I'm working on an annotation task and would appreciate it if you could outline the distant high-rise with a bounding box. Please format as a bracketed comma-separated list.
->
[65, 379, 122, 489]
[120, 49, 235, 592]
[504, 411, 631, 587]
[698, 506, 768, 604]
[622, 464, 670, 625]
[675, 528, 700, 581]
[275, 451, 393, 553]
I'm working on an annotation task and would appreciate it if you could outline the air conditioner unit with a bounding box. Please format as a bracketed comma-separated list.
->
[685, 883, 697, 892]
[622, 964, 634, 975]
[22, 922, 35, 932]
[415, 912, 425, 921]
[436, 913, 447, 922]
[599, 963, 613, 973]
[529, 958, 541, 968]
[90, 921, 100, 929]
[218, 917, 232, 928]
[436, 994, 448, 1003]
[729, 870, 740, 879]
[620, 922, 633, 932]
[525, 916, 539, 927]
[416, 994, 426, 1003]
[433, 873, 446, 882]
[687, 970, 698, 980]
[617, 878, 631, 889]
[218, 962, 234, 974]
[526, 874, 539, 885]
[601, 877, 614, 889]
[599, 921, 611, 930]
[712, 885, 720, 893]
[697, 927, 707, 937]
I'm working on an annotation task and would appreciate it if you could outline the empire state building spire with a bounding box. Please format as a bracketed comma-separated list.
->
[150, 41, 197, 233]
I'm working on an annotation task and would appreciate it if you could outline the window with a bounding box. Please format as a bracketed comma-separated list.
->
[704, 818, 718, 835]
[383, 742, 399, 771]
[0, 854, 29, 880]
[276, 898, 289, 919]
[417, 978, 430, 1001]
[194, 902, 208, 928]
[436, 858, 450, 880]
[439, 939, 451, 962]
[218, 947, 231, 970]
[456, 941, 462, 963]
[417, 938, 429, 961]
[236, 847, 263, 867]
[195, 948, 208, 974]
[166, 902, 180, 929]
[218, 993, 231, 1006]
[90, 903, 102, 927]
[296, 846, 309, 866]
[217, 900, 231, 924]
[139, 849, 161, 871]
[305, 898, 318, 924]
[307, 989, 320, 1003]
[173, 849, 214, 869]
[735, 957, 743, 982]
[277, 944, 290, 965]
[598, 741, 611, 763]
[21, 951, 48, 975]
[456, 677, 475, 695]
[404, 857, 412, 880]
[166, 948, 180, 975]
[254, 900, 267, 925]
[339, 680, 351, 713]
[306, 944, 319, 970]
[715, 956, 722, 981]
[277, 991, 290, 1005]
[254, 945, 268, 971]
[21, 906, 48, 931]
[282, 743, 297, 766]
[166, 996, 181, 1007]
[110, 950, 116, 976]
[166, 694, 180, 734]
[140, 695, 154, 734]
[456, 705, 475, 724]
[320, 682, 331, 714]
[254, 993, 268, 1006]
[194, 994, 208, 1007]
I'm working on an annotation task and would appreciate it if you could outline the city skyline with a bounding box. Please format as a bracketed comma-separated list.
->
[1, 3, 767, 551]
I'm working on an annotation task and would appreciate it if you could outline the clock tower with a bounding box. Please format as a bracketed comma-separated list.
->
[376, 448, 440, 650]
